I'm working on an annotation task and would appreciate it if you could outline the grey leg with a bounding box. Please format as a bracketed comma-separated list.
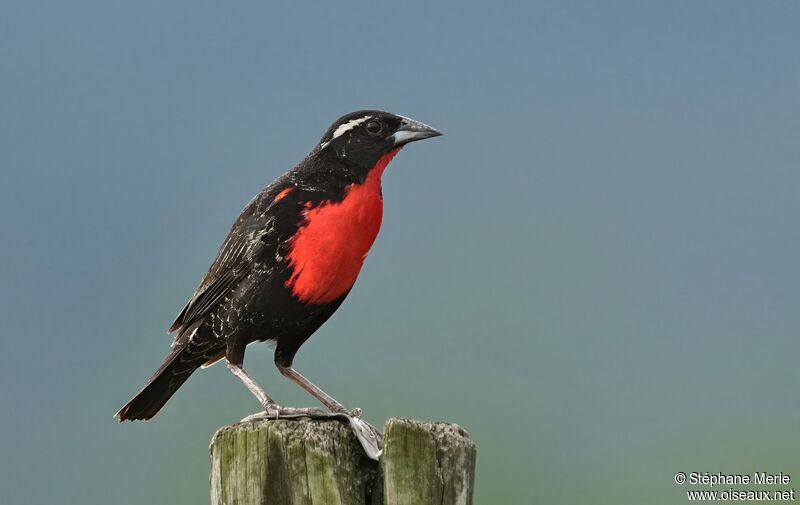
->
[272, 364, 382, 460]
[228, 362, 381, 459]
[227, 363, 276, 407]
[227, 363, 324, 417]
[277, 366, 349, 414]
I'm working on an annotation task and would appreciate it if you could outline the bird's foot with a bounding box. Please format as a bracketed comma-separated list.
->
[345, 415, 382, 460]
[325, 405, 381, 459]
[326, 405, 361, 417]
[268, 404, 328, 419]
[240, 404, 328, 422]
[239, 406, 382, 461]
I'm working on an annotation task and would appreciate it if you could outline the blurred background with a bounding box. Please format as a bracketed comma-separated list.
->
[1, 1, 798, 503]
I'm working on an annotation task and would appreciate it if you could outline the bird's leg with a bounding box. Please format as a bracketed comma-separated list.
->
[274, 364, 382, 459]
[227, 362, 275, 407]
[277, 365, 354, 415]
[227, 363, 325, 417]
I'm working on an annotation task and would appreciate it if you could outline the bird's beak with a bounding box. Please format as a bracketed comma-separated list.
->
[391, 116, 442, 146]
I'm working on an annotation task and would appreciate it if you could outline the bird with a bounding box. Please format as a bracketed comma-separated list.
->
[116, 110, 441, 422]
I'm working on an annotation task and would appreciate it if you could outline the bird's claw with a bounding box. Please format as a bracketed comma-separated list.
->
[346, 415, 382, 460]
[239, 406, 381, 461]
[264, 402, 280, 420]
[241, 405, 328, 422]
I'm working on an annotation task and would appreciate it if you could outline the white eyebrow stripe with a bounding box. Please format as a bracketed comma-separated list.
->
[319, 115, 375, 150]
[329, 115, 372, 142]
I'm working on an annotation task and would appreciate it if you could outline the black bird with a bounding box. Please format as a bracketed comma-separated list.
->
[116, 111, 441, 423]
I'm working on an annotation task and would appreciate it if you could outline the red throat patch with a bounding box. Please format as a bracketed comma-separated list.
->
[284, 148, 401, 304]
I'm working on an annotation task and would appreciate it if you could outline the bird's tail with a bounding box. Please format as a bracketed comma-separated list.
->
[115, 344, 207, 422]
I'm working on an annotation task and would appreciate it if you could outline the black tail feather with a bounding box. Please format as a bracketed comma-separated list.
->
[116, 346, 203, 421]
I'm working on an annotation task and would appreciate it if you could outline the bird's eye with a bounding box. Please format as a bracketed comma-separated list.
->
[365, 120, 383, 135]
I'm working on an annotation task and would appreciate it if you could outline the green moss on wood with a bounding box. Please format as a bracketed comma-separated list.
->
[209, 417, 475, 505]
[382, 418, 476, 505]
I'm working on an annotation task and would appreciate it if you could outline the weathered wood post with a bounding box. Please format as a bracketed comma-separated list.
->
[210, 417, 476, 505]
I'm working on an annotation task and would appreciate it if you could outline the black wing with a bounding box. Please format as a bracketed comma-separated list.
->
[168, 185, 290, 334]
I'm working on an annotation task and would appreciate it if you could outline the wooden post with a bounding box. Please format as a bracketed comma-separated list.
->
[210, 417, 476, 505]
[381, 418, 476, 505]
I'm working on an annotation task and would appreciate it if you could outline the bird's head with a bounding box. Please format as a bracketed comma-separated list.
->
[316, 110, 441, 170]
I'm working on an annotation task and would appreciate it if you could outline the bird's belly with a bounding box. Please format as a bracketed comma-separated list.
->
[285, 182, 383, 304]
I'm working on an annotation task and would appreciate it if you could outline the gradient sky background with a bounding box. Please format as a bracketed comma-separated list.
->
[2, 1, 799, 504]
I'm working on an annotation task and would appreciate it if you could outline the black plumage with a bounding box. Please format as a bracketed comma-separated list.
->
[117, 110, 441, 421]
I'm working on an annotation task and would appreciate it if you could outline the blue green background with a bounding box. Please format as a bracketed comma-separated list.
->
[2, 1, 798, 503]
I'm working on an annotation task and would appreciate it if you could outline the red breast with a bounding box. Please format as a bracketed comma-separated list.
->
[284, 148, 400, 304]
